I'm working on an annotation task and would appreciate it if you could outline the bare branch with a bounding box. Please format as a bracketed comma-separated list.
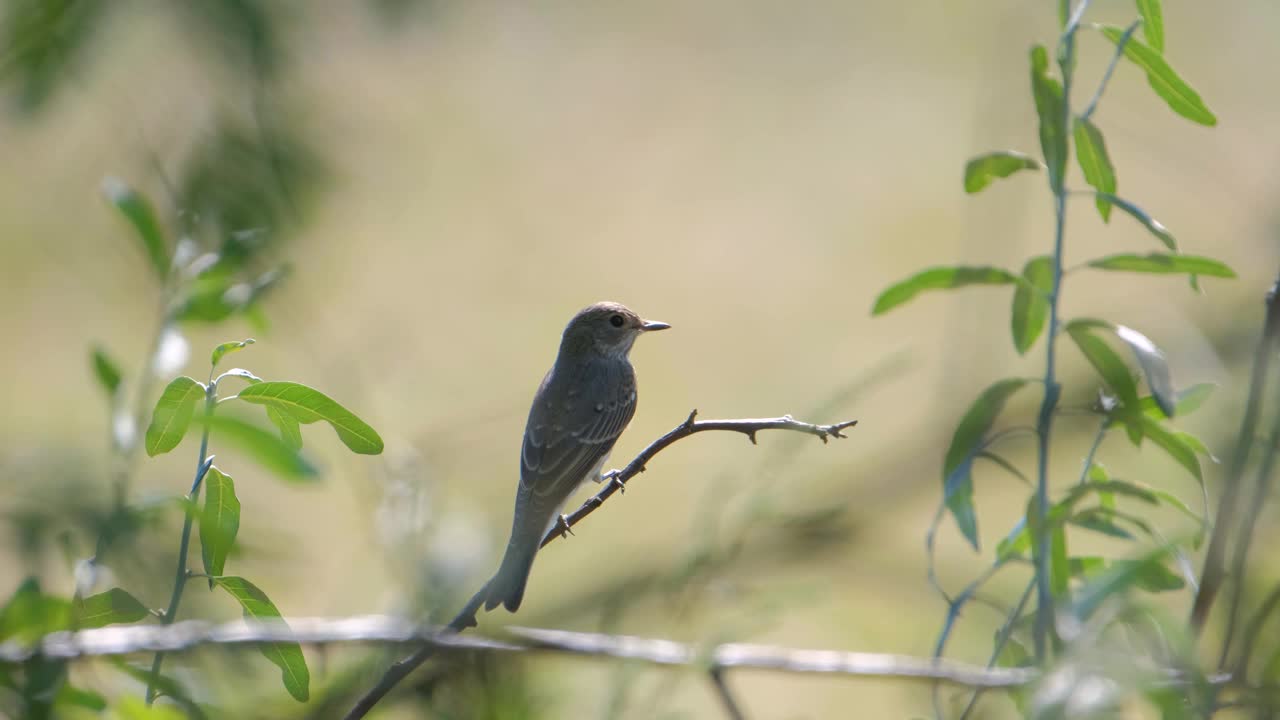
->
[343, 411, 857, 719]
[0, 614, 1036, 690]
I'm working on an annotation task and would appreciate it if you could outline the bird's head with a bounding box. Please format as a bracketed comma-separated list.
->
[561, 301, 670, 358]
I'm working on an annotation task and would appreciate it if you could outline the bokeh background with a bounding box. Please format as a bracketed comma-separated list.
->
[2, 0, 1278, 717]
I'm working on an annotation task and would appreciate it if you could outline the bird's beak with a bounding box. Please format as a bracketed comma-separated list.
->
[641, 320, 671, 332]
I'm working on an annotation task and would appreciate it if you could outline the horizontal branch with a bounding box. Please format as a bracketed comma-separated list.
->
[0, 615, 1035, 689]
[344, 410, 858, 719]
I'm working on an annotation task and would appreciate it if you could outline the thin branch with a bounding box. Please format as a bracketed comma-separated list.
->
[343, 410, 858, 720]
[1080, 20, 1141, 121]
[709, 667, 747, 720]
[146, 383, 217, 704]
[0, 616, 1034, 689]
[1193, 272, 1280, 634]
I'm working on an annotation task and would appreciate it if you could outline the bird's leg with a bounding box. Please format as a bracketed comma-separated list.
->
[601, 468, 625, 494]
[554, 515, 575, 538]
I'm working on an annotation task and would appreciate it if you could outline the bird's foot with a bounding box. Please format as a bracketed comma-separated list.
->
[555, 514, 575, 538]
[602, 469, 625, 494]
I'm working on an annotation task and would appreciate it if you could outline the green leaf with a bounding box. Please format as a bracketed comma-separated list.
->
[211, 338, 255, 369]
[963, 151, 1041, 193]
[91, 346, 123, 397]
[872, 266, 1019, 316]
[1011, 256, 1053, 355]
[1070, 509, 1135, 540]
[102, 178, 169, 279]
[1097, 193, 1177, 250]
[107, 660, 207, 719]
[0, 578, 70, 643]
[1114, 324, 1176, 418]
[266, 406, 303, 451]
[54, 684, 107, 712]
[943, 378, 1030, 550]
[200, 467, 240, 584]
[218, 368, 263, 385]
[1068, 319, 1175, 419]
[199, 416, 317, 481]
[1072, 546, 1179, 619]
[996, 518, 1029, 561]
[1066, 320, 1139, 411]
[212, 577, 310, 702]
[1050, 525, 1069, 597]
[73, 588, 148, 629]
[1138, 383, 1214, 420]
[1099, 26, 1216, 126]
[1087, 253, 1235, 278]
[1136, 0, 1164, 52]
[145, 377, 205, 457]
[1030, 45, 1067, 192]
[235, 382, 384, 455]
[1073, 118, 1117, 221]
[1140, 416, 1203, 483]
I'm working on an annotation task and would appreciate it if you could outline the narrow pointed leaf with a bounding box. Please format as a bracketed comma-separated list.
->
[1030, 45, 1067, 192]
[943, 378, 1030, 550]
[212, 577, 310, 702]
[102, 178, 169, 278]
[211, 339, 255, 369]
[1073, 546, 1178, 619]
[1098, 193, 1177, 250]
[218, 368, 263, 385]
[1073, 118, 1117, 221]
[1068, 319, 1175, 418]
[872, 266, 1019, 315]
[1011, 255, 1053, 355]
[1066, 320, 1139, 410]
[1135, 0, 1164, 52]
[1140, 383, 1215, 419]
[963, 152, 1041, 193]
[200, 467, 240, 583]
[73, 588, 148, 629]
[199, 415, 316, 480]
[266, 406, 303, 451]
[1114, 324, 1176, 418]
[1140, 416, 1202, 483]
[91, 346, 123, 397]
[235, 382, 384, 455]
[145, 377, 204, 456]
[1099, 26, 1216, 126]
[1087, 253, 1234, 278]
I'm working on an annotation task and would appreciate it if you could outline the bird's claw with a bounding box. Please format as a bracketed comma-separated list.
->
[555, 515, 575, 538]
[602, 469, 625, 494]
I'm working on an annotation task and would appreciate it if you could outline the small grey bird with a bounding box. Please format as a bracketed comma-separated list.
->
[484, 301, 670, 612]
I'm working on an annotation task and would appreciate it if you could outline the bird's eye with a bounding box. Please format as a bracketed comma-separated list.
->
[609, 314, 624, 328]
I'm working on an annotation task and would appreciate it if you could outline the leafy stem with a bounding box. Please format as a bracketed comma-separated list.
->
[145, 381, 216, 704]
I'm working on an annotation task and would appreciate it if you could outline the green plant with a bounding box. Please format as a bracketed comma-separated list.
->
[873, 0, 1228, 715]
[0, 181, 384, 717]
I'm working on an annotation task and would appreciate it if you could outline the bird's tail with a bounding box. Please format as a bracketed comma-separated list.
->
[484, 541, 537, 612]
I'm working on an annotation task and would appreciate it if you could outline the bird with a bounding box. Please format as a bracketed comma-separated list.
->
[484, 301, 670, 612]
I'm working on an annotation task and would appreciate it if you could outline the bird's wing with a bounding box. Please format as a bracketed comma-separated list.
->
[519, 368, 637, 501]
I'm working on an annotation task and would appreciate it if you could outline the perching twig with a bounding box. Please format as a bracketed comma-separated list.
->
[342, 410, 857, 720]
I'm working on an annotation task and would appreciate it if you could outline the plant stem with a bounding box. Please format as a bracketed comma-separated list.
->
[1032, 0, 1085, 663]
[1077, 417, 1110, 485]
[145, 382, 216, 704]
[1080, 20, 1140, 122]
[1192, 274, 1280, 635]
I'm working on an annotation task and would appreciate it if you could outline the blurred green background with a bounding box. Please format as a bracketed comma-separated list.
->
[2, 0, 1277, 717]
